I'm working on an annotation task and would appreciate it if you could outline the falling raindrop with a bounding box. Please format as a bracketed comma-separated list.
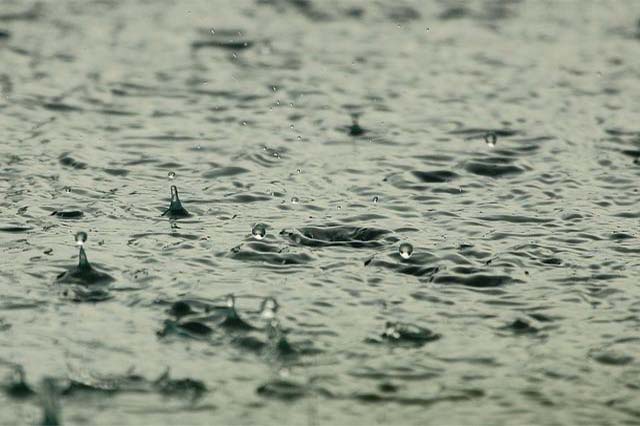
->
[74, 231, 87, 246]
[252, 223, 267, 240]
[226, 294, 236, 309]
[484, 132, 497, 147]
[399, 242, 413, 259]
[260, 297, 279, 320]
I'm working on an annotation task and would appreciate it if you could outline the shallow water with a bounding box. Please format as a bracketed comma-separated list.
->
[1, 0, 640, 424]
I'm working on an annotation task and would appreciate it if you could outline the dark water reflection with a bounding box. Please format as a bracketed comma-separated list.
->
[1, 0, 640, 424]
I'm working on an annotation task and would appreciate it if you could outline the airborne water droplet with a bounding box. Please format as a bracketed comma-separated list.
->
[260, 297, 279, 320]
[252, 223, 267, 240]
[168, 171, 176, 180]
[484, 132, 497, 147]
[75, 231, 87, 246]
[226, 294, 236, 309]
[399, 242, 413, 259]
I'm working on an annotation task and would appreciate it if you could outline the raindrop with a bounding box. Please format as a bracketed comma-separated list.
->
[226, 294, 236, 309]
[484, 132, 497, 147]
[373, 196, 379, 203]
[399, 242, 413, 259]
[252, 223, 267, 240]
[291, 197, 299, 204]
[168, 171, 176, 180]
[260, 297, 279, 320]
[75, 231, 87, 246]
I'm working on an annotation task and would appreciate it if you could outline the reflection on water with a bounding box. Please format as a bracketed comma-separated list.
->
[1, 0, 640, 424]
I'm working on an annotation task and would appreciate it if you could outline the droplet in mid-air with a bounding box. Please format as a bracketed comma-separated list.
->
[484, 132, 497, 147]
[252, 223, 267, 240]
[260, 297, 279, 320]
[74, 231, 87, 246]
[226, 294, 236, 309]
[399, 242, 414, 260]
[168, 171, 176, 180]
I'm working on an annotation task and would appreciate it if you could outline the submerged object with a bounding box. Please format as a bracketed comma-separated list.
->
[161, 185, 190, 218]
[55, 232, 114, 285]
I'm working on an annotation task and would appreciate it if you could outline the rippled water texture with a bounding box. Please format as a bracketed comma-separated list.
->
[2, 0, 640, 424]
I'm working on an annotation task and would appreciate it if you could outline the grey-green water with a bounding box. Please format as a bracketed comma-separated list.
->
[1, 0, 640, 424]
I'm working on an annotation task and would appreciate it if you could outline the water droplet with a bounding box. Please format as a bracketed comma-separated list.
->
[297, 135, 302, 141]
[168, 171, 176, 180]
[289, 124, 294, 129]
[210, 29, 216, 35]
[373, 196, 379, 203]
[296, 168, 302, 174]
[484, 132, 497, 147]
[75, 231, 87, 246]
[291, 197, 299, 204]
[242, 121, 247, 126]
[170, 185, 179, 202]
[260, 297, 279, 320]
[252, 223, 267, 240]
[64, 186, 71, 193]
[226, 294, 236, 309]
[399, 242, 413, 259]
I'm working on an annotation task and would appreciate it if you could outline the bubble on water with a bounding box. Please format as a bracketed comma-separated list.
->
[242, 121, 247, 126]
[373, 196, 379, 203]
[484, 132, 497, 147]
[75, 231, 87, 246]
[252, 223, 267, 240]
[168, 171, 176, 180]
[260, 297, 279, 320]
[64, 186, 71, 193]
[399, 242, 413, 259]
[289, 124, 294, 129]
[291, 197, 299, 204]
[226, 294, 236, 309]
